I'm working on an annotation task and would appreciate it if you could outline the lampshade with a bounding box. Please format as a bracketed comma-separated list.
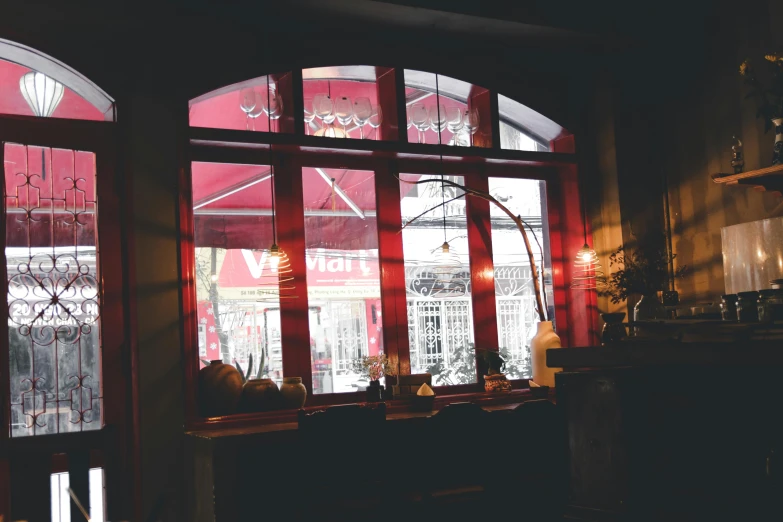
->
[571, 243, 605, 289]
[314, 125, 347, 138]
[429, 241, 467, 297]
[20, 71, 64, 118]
[256, 243, 297, 302]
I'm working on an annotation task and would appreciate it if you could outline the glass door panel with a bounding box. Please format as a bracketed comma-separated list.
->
[301, 167, 382, 394]
[3, 143, 102, 437]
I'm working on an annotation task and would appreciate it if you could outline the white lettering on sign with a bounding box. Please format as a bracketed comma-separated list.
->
[242, 249, 270, 278]
[244, 248, 375, 279]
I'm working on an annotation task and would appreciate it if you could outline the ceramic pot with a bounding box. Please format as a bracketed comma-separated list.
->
[600, 312, 627, 345]
[198, 359, 244, 417]
[241, 378, 282, 412]
[634, 294, 666, 322]
[280, 377, 307, 409]
[530, 321, 561, 387]
[484, 373, 512, 392]
[773, 118, 783, 165]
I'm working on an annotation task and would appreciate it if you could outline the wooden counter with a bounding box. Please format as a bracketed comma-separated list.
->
[552, 340, 783, 521]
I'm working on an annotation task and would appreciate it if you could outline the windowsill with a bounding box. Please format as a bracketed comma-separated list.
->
[186, 383, 552, 438]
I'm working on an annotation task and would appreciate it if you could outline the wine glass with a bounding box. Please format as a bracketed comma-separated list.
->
[334, 96, 353, 138]
[239, 87, 257, 131]
[410, 103, 429, 144]
[303, 97, 315, 135]
[368, 105, 383, 140]
[352, 97, 372, 139]
[247, 91, 264, 131]
[445, 107, 463, 146]
[463, 108, 480, 146]
[428, 104, 447, 144]
[313, 94, 334, 136]
[261, 84, 283, 132]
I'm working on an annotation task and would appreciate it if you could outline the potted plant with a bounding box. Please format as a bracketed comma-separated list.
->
[600, 242, 686, 323]
[353, 354, 396, 402]
[481, 350, 512, 392]
[739, 53, 783, 164]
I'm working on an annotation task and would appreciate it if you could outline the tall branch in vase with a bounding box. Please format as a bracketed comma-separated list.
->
[399, 177, 548, 323]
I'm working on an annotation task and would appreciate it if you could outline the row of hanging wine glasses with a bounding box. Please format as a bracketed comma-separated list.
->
[239, 84, 283, 131]
[407, 104, 480, 146]
[304, 94, 383, 139]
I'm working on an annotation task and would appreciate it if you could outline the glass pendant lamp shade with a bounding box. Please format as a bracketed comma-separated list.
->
[430, 241, 466, 297]
[20, 71, 64, 117]
[257, 243, 297, 301]
[432, 241, 461, 276]
[314, 126, 347, 138]
[571, 243, 605, 289]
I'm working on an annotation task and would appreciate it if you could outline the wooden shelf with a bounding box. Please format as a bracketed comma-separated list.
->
[712, 164, 783, 195]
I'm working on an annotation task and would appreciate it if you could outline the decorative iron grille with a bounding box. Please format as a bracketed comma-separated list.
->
[5, 144, 102, 437]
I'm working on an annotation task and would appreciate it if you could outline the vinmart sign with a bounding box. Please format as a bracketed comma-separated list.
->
[217, 248, 381, 300]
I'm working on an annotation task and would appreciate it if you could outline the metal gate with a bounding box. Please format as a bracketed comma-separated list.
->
[407, 297, 473, 371]
[329, 300, 369, 372]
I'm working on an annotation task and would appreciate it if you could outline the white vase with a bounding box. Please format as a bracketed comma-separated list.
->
[530, 321, 561, 388]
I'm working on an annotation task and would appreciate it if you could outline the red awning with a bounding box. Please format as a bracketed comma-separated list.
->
[192, 164, 385, 250]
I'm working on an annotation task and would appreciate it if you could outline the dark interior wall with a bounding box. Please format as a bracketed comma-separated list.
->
[594, 0, 783, 303]
[662, 0, 783, 300]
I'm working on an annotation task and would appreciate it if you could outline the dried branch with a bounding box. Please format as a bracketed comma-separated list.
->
[398, 177, 547, 322]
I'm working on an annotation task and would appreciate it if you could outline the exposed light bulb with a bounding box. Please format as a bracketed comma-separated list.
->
[210, 273, 218, 282]
[269, 250, 280, 270]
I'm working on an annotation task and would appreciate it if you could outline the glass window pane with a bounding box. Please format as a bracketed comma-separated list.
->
[189, 73, 292, 133]
[191, 161, 284, 385]
[404, 69, 489, 147]
[5, 143, 102, 437]
[302, 168, 382, 394]
[498, 93, 559, 152]
[499, 121, 547, 152]
[302, 66, 383, 140]
[400, 174, 476, 385]
[0, 58, 113, 121]
[488, 177, 552, 379]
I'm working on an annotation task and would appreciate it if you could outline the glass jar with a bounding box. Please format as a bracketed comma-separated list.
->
[758, 289, 783, 323]
[720, 294, 738, 322]
[736, 291, 760, 322]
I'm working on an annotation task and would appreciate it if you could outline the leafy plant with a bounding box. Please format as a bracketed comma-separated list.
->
[479, 350, 506, 375]
[740, 53, 783, 132]
[599, 243, 686, 304]
[352, 353, 396, 382]
[427, 344, 526, 384]
[427, 343, 476, 386]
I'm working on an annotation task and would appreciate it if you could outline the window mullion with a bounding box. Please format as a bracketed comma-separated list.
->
[374, 161, 411, 379]
[274, 154, 313, 393]
[464, 173, 499, 383]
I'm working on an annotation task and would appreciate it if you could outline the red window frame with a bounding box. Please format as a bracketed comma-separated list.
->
[0, 115, 136, 521]
[181, 68, 597, 428]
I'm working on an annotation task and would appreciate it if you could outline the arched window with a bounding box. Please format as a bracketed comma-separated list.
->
[183, 65, 589, 425]
[0, 39, 131, 522]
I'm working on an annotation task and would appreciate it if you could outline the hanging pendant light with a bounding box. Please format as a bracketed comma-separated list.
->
[430, 241, 467, 297]
[427, 74, 466, 298]
[572, 243, 605, 289]
[571, 181, 604, 289]
[258, 75, 296, 302]
[20, 71, 64, 117]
